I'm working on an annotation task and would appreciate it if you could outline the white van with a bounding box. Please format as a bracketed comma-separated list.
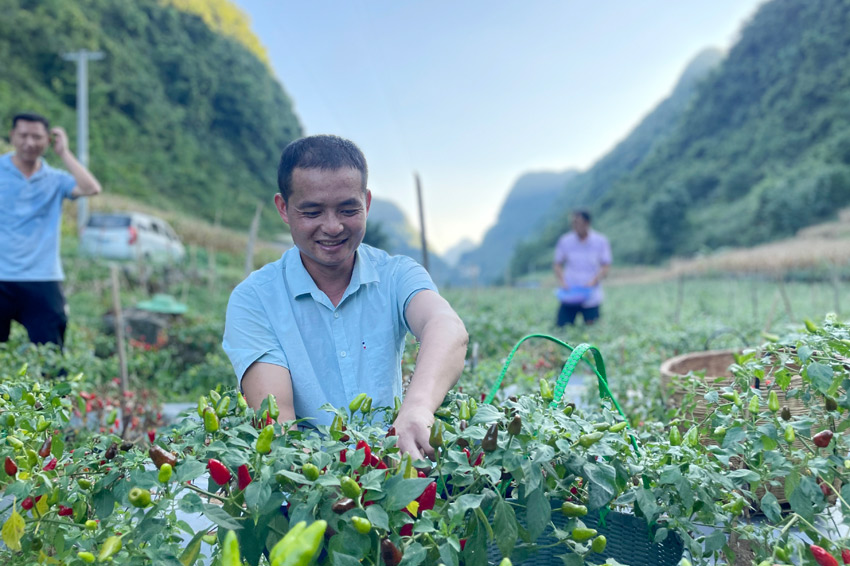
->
[79, 212, 186, 263]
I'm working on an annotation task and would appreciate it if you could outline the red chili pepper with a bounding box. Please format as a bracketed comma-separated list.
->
[842, 549, 850, 565]
[417, 482, 437, 511]
[58, 505, 73, 516]
[463, 448, 471, 463]
[813, 430, 834, 448]
[400, 523, 413, 537]
[473, 453, 484, 467]
[147, 430, 156, 443]
[5, 457, 17, 477]
[38, 436, 53, 458]
[356, 440, 372, 464]
[386, 426, 396, 437]
[207, 458, 232, 485]
[811, 545, 840, 566]
[460, 538, 467, 550]
[417, 470, 426, 478]
[237, 464, 252, 490]
[21, 497, 34, 510]
[43, 458, 58, 471]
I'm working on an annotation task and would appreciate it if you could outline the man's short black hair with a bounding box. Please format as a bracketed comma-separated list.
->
[277, 135, 368, 203]
[12, 112, 50, 131]
[574, 209, 592, 223]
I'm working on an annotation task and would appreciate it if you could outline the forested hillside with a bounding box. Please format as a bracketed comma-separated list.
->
[514, 0, 850, 272]
[0, 0, 302, 234]
[460, 169, 578, 284]
[509, 49, 723, 277]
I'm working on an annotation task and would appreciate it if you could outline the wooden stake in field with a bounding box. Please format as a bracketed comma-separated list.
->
[415, 172, 430, 273]
[109, 264, 130, 437]
[244, 202, 263, 279]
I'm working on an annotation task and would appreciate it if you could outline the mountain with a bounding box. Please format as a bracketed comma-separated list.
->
[442, 238, 477, 268]
[509, 48, 724, 276]
[516, 0, 850, 269]
[0, 0, 302, 235]
[366, 198, 458, 286]
[460, 169, 579, 284]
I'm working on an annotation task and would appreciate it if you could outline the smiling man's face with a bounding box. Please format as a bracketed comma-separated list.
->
[276, 166, 371, 275]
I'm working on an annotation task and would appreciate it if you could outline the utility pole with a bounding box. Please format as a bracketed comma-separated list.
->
[414, 172, 429, 272]
[61, 49, 104, 235]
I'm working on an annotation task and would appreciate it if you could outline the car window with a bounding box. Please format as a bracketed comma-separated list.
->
[87, 215, 131, 228]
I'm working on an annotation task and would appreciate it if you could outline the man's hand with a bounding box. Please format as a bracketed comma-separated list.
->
[50, 127, 70, 157]
[392, 404, 435, 461]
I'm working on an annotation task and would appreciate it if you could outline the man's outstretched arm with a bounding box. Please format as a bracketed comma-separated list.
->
[241, 362, 297, 425]
[394, 290, 468, 461]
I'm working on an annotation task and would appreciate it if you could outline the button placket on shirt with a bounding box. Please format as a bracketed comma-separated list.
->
[331, 306, 356, 401]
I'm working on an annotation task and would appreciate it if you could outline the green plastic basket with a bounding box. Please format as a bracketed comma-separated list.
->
[487, 500, 684, 566]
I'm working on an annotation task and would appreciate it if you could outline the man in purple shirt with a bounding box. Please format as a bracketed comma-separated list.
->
[553, 210, 611, 326]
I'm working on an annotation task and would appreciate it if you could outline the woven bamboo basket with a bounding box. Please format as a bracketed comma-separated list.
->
[660, 349, 810, 506]
[487, 500, 683, 566]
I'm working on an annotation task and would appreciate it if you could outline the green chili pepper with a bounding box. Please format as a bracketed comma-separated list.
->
[563, 403, 575, 417]
[468, 397, 478, 417]
[591, 535, 607, 553]
[429, 421, 444, 449]
[237, 393, 248, 414]
[267, 394, 280, 420]
[98, 536, 122, 562]
[508, 415, 522, 436]
[668, 427, 682, 447]
[216, 396, 230, 418]
[360, 396, 372, 414]
[713, 426, 727, 439]
[561, 501, 588, 517]
[77, 551, 95, 563]
[768, 390, 780, 413]
[804, 318, 819, 333]
[784, 425, 796, 444]
[340, 476, 362, 499]
[572, 527, 598, 542]
[578, 432, 604, 448]
[685, 426, 700, 448]
[209, 390, 221, 404]
[197, 395, 208, 418]
[6, 436, 23, 450]
[77, 477, 92, 490]
[351, 516, 371, 534]
[26, 449, 39, 468]
[609, 422, 628, 433]
[540, 379, 553, 401]
[23, 392, 36, 406]
[203, 407, 219, 433]
[482, 423, 499, 452]
[106, 408, 117, 425]
[36, 416, 50, 433]
[748, 394, 760, 415]
[302, 463, 320, 481]
[256, 424, 274, 454]
[458, 400, 470, 420]
[349, 393, 367, 413]
[722, 498, 745, 516]
[220, 530, 240, 566]
[269, 520, 327, 566]
[129, 487, 152, 508]
[158, 463, 173, 483]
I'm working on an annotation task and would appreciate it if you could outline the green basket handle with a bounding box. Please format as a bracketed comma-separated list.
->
[482, 333, 639, 453]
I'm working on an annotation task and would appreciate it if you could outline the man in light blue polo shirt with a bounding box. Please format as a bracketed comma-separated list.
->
[223, 135, 468, 460]
[1, 112, 102, 348]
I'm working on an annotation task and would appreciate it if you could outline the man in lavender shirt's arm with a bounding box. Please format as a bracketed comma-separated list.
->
[553, 210, 612, 326]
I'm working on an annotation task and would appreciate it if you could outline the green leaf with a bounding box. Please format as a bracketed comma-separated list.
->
[439, 543, 459, 566]
[525, 488, 550, 541]
[721, 426, 747, 449]
[175, 459, 207, 483]
[469, 404, 502, 426]
[760, 492, 782, 523]
[559, 554, 584, 566]
[584, 462, 617, 511]
[449, 494, 487, 521]
[331, 554, 362, 566]
[806, 362, 834, 394]
[797, 346, 813, 363]
[202, 505, 243, 530]
[635, 489, 659, 523]
[727, 469, 760, 483]
[704, 530, 725, 552]
[244, 480, 271, 514]
[366, 505, 389, 531]
[399, 542, 427, 566]
[1, 509, 25, 551]
[493, 499, 518, 558]
[177, 492, 204, 514]
[382, 475, 433, 511]
[94, 488, 116, 519]
[179, 531, 205, 566]
[654, 527, 669, 543]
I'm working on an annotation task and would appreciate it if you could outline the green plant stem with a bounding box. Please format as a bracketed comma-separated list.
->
[185, 483, 230, 503]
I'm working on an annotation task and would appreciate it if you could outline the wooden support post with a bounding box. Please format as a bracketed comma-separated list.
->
[110, 264, 130, 438]
[777, 274, 795, 321]
[414, 172, 429, 272]
[244, 202, 263, 279]
[673, 275, 685, 325]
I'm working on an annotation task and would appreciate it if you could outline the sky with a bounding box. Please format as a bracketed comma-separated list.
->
[235, 1, 765, 253]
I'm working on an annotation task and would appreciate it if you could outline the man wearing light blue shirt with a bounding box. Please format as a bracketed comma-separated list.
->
[223, 135, 468, 460]
[1, 112, 102, 348]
